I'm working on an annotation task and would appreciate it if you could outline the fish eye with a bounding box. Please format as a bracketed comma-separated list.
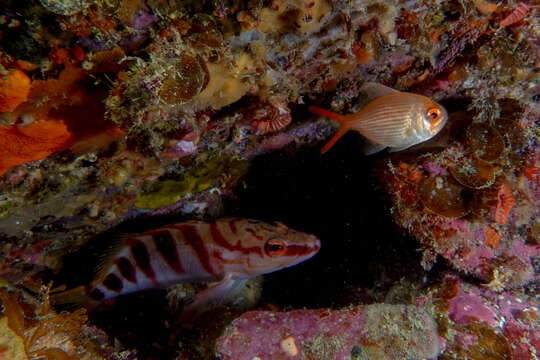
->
[265, 240, 286, 256]
[427, 108, 441, 124]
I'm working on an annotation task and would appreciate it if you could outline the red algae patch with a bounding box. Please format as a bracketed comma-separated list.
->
[494, 184, 516, 224]
[0, 119, 73, 175]
[483, 226, 500, 250]
[0, 70, 31, 113]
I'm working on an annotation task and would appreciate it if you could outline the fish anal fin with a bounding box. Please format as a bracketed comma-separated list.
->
[178, 274, 247, 322]
[362, 140, 387, 155]
[388, 144, 413, 153]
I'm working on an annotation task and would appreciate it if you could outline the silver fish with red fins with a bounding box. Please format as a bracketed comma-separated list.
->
[309, 83, 448, 155]
[52, 218, 320, 315]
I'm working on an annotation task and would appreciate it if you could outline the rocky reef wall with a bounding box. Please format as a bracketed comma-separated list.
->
[0, 0, 538, 359]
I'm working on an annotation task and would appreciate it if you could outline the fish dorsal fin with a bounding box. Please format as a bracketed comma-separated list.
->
[352, 83, 400, 111]
[360, 82, 399, 98]
[92, 233, 130, 283]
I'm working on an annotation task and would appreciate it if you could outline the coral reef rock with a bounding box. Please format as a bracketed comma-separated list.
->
[216, 304, 441, 360]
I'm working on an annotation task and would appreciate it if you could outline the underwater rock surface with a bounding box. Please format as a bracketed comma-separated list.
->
[216, 304, 441, 360]
[217, 274, 540, 360]
[0, 0, 538, 358]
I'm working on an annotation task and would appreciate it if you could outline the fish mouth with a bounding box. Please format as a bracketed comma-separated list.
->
[304, 237, 321, 257]
[312, 238, 321, 252]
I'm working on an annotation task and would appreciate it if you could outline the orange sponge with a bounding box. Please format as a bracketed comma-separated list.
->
[0, 119, 73, 175]
[0, 69, 31, 112]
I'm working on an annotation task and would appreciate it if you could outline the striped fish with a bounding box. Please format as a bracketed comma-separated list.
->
[309, 83, 448, 154]
[52, 218, 320, 316]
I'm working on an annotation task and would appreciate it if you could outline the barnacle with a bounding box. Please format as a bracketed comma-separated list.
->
[186, 14, 223, 49]
[471, 184, 500, 218]
[159, 54, 210, 105]
[418, 176, 471, 218]
[450, 156, 498, 190]
[465, 123, 505, 163]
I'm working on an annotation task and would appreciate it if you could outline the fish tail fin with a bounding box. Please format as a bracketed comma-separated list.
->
[320, 127, 349, 154]
[308, 106, 352, 154]
[308, 106, 348, 123]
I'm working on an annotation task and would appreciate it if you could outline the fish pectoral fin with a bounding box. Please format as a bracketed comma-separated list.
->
[362, 140, 388, 155]
[50, 285, 99, 310]
[179, 274, 247, 321]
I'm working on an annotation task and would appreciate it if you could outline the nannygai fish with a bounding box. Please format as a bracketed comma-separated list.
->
[309, 83, 448, 154]
[52, 218, 320, 315]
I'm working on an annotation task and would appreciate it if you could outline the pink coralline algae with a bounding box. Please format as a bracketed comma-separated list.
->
[420, 161, 448, 177]
[434, 275, 540, 360]
[216, 304, 441, 360]
[448, 286, 500, 327]
[376, 104, 540, 289]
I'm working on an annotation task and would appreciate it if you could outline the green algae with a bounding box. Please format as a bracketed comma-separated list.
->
[134, 153, 248, 209]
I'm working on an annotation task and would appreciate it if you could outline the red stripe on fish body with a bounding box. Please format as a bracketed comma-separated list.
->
[209, 219, 320, 277]
[79, 218, 321, 302]
[175, 224, 218, 278]
[88, 231, 205, 300]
